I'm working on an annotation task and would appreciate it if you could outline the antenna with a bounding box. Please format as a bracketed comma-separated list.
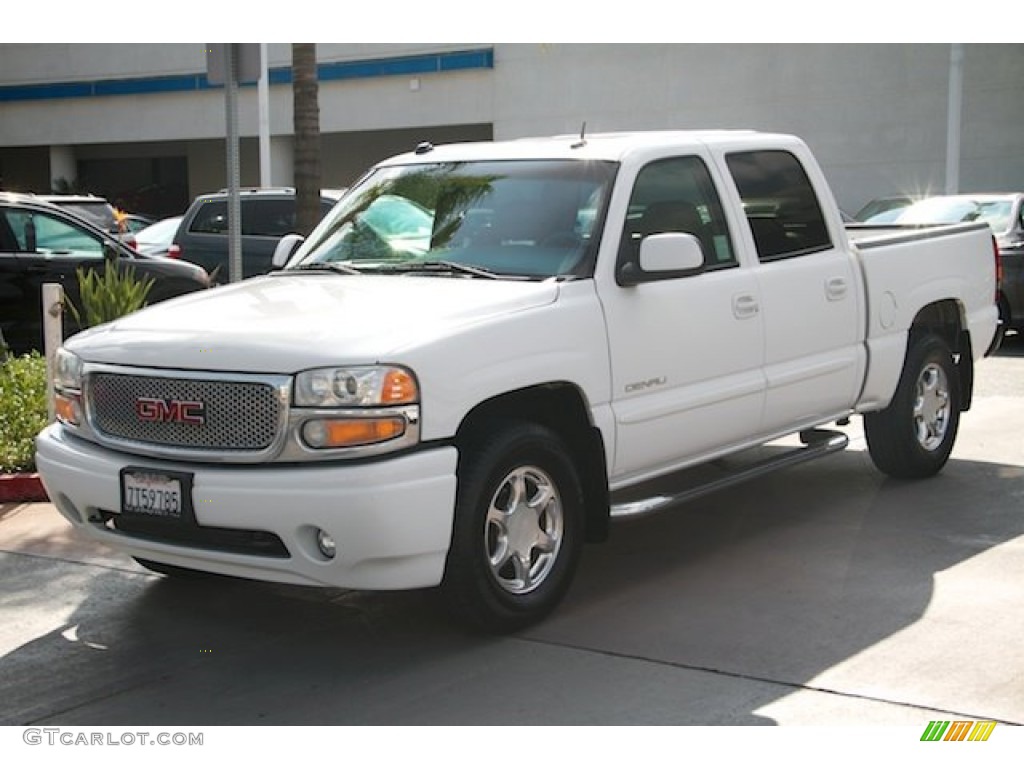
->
[571, 122, 587, 149]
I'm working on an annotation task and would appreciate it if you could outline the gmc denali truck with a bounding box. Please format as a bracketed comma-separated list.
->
[36, 131, 1000, 631]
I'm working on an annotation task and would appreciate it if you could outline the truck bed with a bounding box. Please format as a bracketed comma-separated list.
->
[845, 220, 997, 411]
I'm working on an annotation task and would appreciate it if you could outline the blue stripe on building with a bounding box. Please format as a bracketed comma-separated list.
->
[0, 48, 494, 103]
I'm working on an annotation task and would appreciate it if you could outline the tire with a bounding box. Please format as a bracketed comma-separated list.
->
[864, 333, 960, 479]
[442, 422, 585, 633]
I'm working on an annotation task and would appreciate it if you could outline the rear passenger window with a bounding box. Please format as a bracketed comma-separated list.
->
[619, 156, 736, 276]
[241, 199, 298, 237]
[189, 199, 301, 237]
[726, 150, 831, 261]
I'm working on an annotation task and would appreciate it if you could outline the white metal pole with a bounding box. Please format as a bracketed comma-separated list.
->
[945, 43, 964, 195]
[258, 42, 271, 187]
[225, 45, 243, 284]
[42, 283, 64, 423]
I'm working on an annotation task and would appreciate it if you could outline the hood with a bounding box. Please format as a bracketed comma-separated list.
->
[67, 273, 559, 372]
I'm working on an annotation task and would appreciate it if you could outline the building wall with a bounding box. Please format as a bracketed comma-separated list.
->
[1, 43, 1022, 215]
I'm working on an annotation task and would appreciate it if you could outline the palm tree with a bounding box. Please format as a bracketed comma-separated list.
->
[292, 43, 321, 236]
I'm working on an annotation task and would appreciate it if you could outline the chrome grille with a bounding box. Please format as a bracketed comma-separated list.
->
[88, 372, 282, 452]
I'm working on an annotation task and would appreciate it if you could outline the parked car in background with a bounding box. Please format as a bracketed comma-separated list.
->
[854, 195, 922, 222]
[120, 212, 156, 235]
[39, 194, 119, 235]
[133, 216, 183, 258]
[172, 188, 345, 281]
[868, 193, 1023, 336]
[39, 194, 153, 249]
[0, 193, 209, 354]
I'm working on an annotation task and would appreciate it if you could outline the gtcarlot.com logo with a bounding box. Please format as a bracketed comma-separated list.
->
[920, 720, 997, 742]
[23, 729, 203, 747]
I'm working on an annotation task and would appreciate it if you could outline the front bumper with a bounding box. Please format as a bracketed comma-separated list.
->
[35, 423, 458, 590]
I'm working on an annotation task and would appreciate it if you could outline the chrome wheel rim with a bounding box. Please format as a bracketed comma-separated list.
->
[485, 465, 564, 595]
[913, 362, 951, 451]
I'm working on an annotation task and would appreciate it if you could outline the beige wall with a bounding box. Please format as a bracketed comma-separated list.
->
[1, 44, 1022, 213]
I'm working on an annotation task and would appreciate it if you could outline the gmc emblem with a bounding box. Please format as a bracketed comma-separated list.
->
[135, 397, 206, 426]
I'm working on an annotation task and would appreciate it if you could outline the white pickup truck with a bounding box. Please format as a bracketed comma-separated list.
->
[36, 131, 1000, 631]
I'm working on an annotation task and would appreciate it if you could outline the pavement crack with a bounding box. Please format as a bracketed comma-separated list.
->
[518, 636, 1023, 726]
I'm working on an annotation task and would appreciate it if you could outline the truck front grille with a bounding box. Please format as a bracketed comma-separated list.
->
[88, 372, 283, 453]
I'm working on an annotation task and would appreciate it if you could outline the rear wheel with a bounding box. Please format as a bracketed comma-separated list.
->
[865, 333, 960, 479]
[442, 422, 584, 632]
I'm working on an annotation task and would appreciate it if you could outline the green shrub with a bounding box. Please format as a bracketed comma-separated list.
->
[67, 264, 155, 329]
[0, 352, 48, 473]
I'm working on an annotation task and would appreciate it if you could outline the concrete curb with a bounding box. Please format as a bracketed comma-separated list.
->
[0, 473, 49, 503]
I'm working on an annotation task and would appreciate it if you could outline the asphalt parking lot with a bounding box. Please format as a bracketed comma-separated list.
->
[1, 337, 1022, 728]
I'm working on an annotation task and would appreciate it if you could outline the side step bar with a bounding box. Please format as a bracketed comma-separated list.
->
[609, 429, 849, 520]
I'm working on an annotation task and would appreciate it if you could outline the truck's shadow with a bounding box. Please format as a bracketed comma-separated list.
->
[2, 447, 1022, 725]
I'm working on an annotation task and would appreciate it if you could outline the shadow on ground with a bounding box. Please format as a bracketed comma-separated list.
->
[1, 444, 1022, 725]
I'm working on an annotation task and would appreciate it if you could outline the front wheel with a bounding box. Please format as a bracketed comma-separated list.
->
[864, 333, 961, 479]
[442, 423, 585, 633]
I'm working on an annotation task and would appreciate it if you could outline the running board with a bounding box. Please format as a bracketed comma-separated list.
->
[609, 429, 849, 520]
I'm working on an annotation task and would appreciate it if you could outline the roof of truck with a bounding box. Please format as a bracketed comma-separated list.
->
[379, 130, 801, 166]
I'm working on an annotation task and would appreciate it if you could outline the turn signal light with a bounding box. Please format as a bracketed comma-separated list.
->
[381, 368, 418, 404]
[55, 392, 81, 426]
[301, 417, 406, 449]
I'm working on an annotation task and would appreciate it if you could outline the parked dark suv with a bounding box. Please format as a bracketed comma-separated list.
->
[172, 188, 344, 281]
[38, 194, 120, 235]
[0, 192, 210, 354]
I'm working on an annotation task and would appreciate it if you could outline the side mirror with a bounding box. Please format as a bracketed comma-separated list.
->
[272, 233, 305, 268]
[618, 232, 704, 286]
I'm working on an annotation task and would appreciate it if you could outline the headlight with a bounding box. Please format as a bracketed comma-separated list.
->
[54, 348, 83, 392]
[293, 365, 420, 453]
[294, 365, 418, 407]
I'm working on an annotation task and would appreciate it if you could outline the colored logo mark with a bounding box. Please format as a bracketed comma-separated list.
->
[920, 720, 997, 742]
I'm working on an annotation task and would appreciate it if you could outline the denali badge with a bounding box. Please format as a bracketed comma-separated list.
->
[135, 397, 206, 426]
[624, 376, 667, 393]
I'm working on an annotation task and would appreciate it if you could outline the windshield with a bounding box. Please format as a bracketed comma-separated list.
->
[290, 159, 617, 279]
[887, 197, 1015, 233]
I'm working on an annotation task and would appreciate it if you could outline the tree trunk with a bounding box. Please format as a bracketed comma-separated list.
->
[292, 43, 321, 237]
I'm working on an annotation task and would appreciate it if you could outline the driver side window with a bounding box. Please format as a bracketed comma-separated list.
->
[618, 156, 736, 278]
[5, 210, 104, 257]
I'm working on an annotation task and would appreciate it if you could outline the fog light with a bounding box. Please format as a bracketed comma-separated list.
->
[316, 529, 337, 559]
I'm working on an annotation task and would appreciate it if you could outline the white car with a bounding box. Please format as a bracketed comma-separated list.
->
[132, 215, 183, 258]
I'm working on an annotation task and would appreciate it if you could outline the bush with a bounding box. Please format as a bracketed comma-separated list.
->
[67, 264, 155, 329]
[0, 352, 48, 473]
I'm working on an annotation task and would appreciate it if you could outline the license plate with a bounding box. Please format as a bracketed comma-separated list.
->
[120, 469, 191, 519]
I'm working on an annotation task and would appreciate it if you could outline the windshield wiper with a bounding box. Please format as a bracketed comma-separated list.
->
[386, 260, 510, 280]
[287, 262, 362, 275]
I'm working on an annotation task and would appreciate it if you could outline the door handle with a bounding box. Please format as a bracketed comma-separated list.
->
[825, 277, 848, 301]
[733, 294, 760, 319]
